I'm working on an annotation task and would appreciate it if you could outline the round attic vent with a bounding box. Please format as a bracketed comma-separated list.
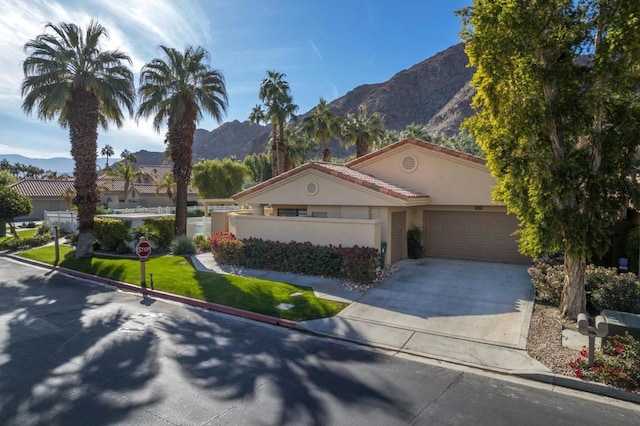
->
[306, 181, 319, 196]
[401, 155, 418, 172]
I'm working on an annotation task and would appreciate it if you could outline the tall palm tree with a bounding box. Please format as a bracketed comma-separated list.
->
[259, 70, 297, 176]
[248, 104, 266, 180]
[100, 144, 114, 168]
[342, 104, 385, 158]
[21, 21, 135, 258]
[137, 45, 228, 236]
[302, 97, 342, 162]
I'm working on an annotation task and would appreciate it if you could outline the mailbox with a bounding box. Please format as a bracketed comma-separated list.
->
[595, 315, 608, 337]
[577, 313, 589, 335]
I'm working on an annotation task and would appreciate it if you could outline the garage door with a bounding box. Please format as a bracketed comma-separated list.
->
[423, 211, 528, 264]
[390, 211, 406, 263]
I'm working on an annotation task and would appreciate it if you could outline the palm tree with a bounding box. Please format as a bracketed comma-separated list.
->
[21, 21, 135, 258]
[259, 70, 297, 176]
[248, 104, 266, 180]
[284, 124, 314, 168]
[100, 144, 114, 169]
[400, 123, 431, 141]
[302, 98, 342, 162]
[107, 151, 142, 202]
[154, 172, 177, 204]
[137, 45, 228, 236]
[342, 104, 385, 158]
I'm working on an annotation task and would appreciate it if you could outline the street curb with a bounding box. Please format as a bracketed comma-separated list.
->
[3, 253, 297, 329]
[4, 253, 639, 405]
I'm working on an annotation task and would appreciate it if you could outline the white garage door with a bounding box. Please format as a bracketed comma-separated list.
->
[423, 211, 529, 264]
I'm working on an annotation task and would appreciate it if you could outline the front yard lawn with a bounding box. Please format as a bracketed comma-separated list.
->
[0, 228, 37, 244]
[18, 245, 346, 321]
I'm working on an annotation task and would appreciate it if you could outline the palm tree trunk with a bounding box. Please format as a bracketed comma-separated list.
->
[322, 137, 331, 162]
[277, 121, 287, 174]
[168, 108, 196, 236]
[356, 140, 369, 158]
[69, 90, 99, 258]
[270, 123, 278, 177]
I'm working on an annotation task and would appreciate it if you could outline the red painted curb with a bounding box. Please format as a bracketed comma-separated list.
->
[5, 254, 297, 329]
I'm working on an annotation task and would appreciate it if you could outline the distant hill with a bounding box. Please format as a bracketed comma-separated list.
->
[0, 154, 108, 175]
[192, 43, 474, 160]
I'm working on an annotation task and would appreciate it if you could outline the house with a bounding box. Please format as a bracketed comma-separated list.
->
[10, 165, 198, 220]
[231, 138, 530, 266]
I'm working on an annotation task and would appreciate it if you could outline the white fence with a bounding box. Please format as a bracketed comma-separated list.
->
[44, 211, 78, 233]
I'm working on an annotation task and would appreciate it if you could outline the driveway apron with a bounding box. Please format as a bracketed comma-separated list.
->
[339, 258, 534, 349]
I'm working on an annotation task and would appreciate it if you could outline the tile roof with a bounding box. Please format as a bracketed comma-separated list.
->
[9, 179, 74, 197]
[345, 138, 487, 167]
[11, 178, 197, 197]
[234, 162, 429, 202]
[136, 165, 173, 181]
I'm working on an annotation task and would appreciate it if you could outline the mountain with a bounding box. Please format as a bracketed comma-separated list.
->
[0, 154, 108, 175]
[5, 43, 475, 172]
[192, 43, 474, 160]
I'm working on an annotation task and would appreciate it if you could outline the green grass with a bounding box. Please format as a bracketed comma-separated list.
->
[18, 245, 347, 321]
[0, 228, 38, 244]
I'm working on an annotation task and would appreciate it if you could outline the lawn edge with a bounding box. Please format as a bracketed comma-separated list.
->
[4, 252, 298, 329]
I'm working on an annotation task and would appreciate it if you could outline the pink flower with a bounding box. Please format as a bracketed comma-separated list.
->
[580, 347, 588, 357]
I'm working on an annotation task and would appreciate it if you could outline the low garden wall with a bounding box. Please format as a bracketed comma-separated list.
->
[228, 214, 382, 249]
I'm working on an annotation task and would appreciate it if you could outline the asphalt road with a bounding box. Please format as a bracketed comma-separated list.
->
[0, 257, 637, 426]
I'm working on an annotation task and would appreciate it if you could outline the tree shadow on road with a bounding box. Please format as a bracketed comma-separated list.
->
[160, 310, 413, 425]
[0, 269, 161, 425]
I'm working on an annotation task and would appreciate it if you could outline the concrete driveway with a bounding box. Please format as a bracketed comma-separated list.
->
[298, 257, 542, 372]
[340, 257, 534, 348]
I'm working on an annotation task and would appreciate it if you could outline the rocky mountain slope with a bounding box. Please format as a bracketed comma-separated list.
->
[193, 43, 474, 161]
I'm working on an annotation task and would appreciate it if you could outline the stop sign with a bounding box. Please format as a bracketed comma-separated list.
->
[136, 241, 152, 261]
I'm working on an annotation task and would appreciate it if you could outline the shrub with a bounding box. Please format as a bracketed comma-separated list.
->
[143, 216, 175, 250]
[35, 222, 52, 237]
[570, 333, 640, 392]
[187, 209, 205, 217]
[130, 224, 158, 246]
[211, 235, 379, 285]
[587, 265, 640, 313]
[171, 236, 196, 255]
[25, 222, 37, 228]
[341, 245, 380, 284]
[0, 235, 52, 251]
[528, 260, 565, 306]
[192, 234, 210, 252]
[95, 206, 109, 215]
[94, 217, 131, 253]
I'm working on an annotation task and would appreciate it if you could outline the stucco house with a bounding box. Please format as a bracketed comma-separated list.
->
[231, 138, 530, 266]
[10, 165, 198, 220]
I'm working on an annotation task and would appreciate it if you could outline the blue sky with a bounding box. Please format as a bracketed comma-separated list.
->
[0, 0, 470, 159]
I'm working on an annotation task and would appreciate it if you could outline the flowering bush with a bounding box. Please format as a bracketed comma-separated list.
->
[341, 245, 380, 284]
[209, 232, 244, 264]
[528, 260, 565, 305]
[570, 334, 640, 392]
[209, 235, 380, 285]
[529, 258, 640, 313]
[586, 265, 640, 314]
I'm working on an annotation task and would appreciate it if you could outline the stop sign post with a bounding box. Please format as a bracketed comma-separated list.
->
[136, 238, 152, 286]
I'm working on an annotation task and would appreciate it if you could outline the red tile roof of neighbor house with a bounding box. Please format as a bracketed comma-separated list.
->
[234, 162, 429, 201]
[345, 138, 487, 167]
[136, 165, 172, 181]
[9, 179, 74, 197]
[10, 177, 197, 197]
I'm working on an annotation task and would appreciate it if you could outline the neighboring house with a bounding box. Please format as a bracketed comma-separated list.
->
[10, 165, 198, 220]
[9, 179, 74, 220]
[232, 138, 530, 266]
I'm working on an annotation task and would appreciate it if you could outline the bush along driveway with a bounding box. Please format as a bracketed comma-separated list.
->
[16, 245, 347, 322]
